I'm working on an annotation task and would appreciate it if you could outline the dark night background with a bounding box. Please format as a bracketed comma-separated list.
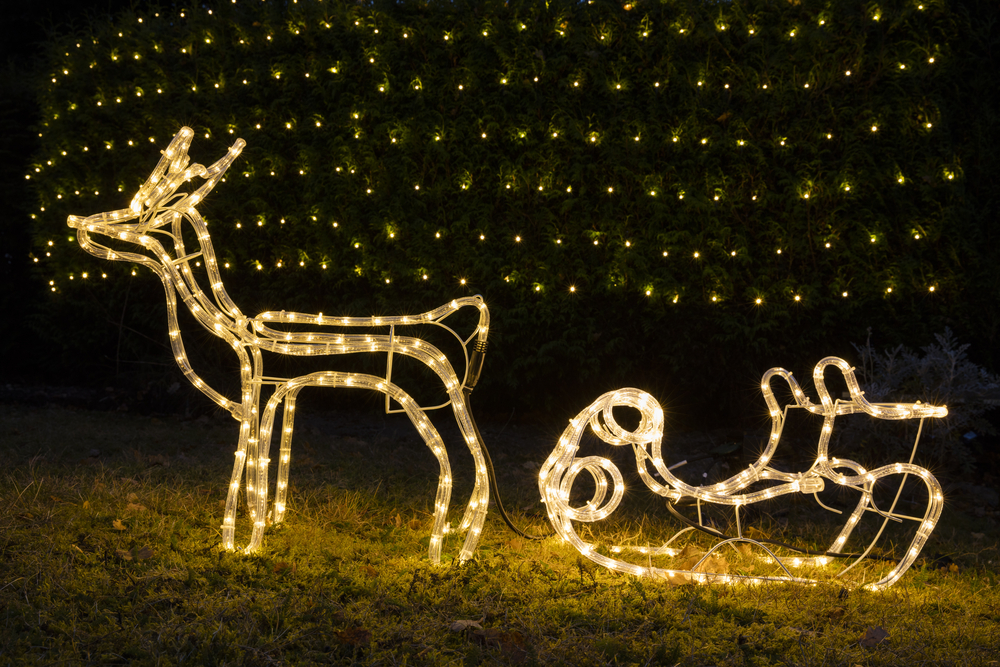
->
[1, 0, 139, 384]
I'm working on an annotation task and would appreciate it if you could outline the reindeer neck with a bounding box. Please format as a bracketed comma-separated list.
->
[162, 209, 248, 335]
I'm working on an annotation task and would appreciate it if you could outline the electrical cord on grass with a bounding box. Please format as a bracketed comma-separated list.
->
[665, 499, 897, 562]
[464, 388, 553, 540]
[462, 340, 552, 541]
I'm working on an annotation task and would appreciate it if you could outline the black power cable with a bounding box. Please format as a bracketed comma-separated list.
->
[462, 338, 552, 541]
[464, 387, 553, 541]
[665, 500, 897, 562]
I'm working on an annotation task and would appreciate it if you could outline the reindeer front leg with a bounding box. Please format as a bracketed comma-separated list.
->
[222, 399, 257, 551]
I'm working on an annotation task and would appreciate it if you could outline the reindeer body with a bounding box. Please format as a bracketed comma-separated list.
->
[68, 127, 491, 560]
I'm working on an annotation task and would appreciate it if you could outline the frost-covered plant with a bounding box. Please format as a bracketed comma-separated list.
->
[835, 328, 1000, 473]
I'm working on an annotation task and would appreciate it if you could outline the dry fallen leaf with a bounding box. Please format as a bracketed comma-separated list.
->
[677, 544, 703, 559]
[449, 618, 484, 632]
[273, 561, 292, 574]
[506, 537, 526, 551]
[335, 627, 370, 646]
[472, 628, 529, 663]
[112, 519, 126, 531]
[859, 625, 889, 648]
[116, 547, 152, 561]
[697, 555, 730, 574]
[127, 492, 138, 502]
[125, 502, 147, 512]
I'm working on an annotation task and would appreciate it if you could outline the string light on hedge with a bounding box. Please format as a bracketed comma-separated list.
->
[35, 5, 957, 310]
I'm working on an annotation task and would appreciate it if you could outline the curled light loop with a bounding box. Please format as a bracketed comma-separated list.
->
[556, 456, 624, 523]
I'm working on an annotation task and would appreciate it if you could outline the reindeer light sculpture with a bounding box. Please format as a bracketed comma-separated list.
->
[540, 358, 947, 589]
[67, 127, 492, 562]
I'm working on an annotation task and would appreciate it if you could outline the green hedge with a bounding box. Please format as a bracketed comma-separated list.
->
[26, 0, 999, 421]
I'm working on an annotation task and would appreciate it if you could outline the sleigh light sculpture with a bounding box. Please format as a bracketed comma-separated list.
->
[540, 358, 947, 589]
[67, 127, 492, 562]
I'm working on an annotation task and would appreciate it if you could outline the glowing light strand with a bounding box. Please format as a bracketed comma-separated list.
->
[539, 358, 945, 589]
[67, 127, 492, 562]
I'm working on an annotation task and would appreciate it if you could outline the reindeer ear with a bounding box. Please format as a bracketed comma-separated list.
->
[184, 138, 246, 204]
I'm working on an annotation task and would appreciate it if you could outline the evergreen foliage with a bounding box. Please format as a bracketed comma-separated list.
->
[26, 0, 999, 419]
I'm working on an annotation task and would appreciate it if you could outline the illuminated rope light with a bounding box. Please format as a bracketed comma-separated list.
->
[67, 127, 491, 562]
[539, 357, 945, 589]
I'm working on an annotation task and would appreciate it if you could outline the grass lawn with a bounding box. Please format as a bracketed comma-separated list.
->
[2, 400, 998, 665]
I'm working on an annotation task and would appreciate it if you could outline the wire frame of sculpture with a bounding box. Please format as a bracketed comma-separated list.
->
[539, 357, 946, 590]
[67, 127, 492, 562]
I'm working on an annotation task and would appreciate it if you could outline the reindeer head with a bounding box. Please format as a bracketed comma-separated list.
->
[67, 127, 245, 268]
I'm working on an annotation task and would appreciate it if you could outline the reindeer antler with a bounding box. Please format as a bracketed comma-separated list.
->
[127, 127, 245, 227]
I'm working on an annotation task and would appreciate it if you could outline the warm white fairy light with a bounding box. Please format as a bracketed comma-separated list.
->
[68, 127, 492, 563]
[539, 357, 945, 589]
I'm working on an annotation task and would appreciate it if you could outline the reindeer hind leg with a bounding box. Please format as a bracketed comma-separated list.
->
[272, 386, 304, 525]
